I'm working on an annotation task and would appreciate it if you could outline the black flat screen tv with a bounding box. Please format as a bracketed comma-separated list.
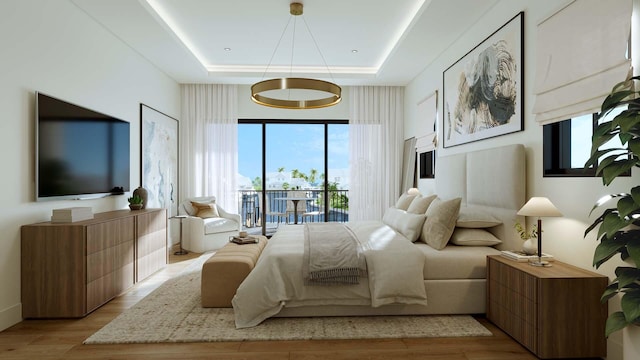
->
[36, 92, 130, 201]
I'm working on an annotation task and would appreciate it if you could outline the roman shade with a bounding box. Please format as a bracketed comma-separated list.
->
[532, 0, 632, 125]
[415, 91, 437, 153]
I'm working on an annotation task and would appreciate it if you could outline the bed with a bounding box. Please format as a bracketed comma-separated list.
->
[232, 144, 526, 328]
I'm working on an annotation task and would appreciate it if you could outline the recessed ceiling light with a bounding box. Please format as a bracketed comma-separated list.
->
[224, 47, 232, 51]
[351, 49, 358, 53]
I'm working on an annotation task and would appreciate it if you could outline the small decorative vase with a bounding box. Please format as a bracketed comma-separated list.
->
[133, 186, 148, 209]
[522, 238, 537, 255]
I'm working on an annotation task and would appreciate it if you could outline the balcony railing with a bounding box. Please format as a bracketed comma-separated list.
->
[237, 189, 349, 230]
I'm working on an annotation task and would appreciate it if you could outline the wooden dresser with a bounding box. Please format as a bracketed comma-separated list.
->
[21, 209, 166, 318]
[487, 255, 608, 359]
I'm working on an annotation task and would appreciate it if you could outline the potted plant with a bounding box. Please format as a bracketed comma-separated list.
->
[585, 75, 640, 337]
[128, 194, 144, 210]
[514, 221, 538, 255]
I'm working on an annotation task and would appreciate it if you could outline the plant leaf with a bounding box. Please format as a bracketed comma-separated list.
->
[601, 282, 620, 303]
[632, 186, 640, 203]
[602, 90, 636, 113]
[617, 195, 638, 218]
[627, 234, 640, 268]
[621, 290, 640, 323]
[594, 236, 626, 268]
[614, 111, 640, 133]
[591, 133, 617, 152]
[599, 213, 629, 239]
[586, 149, 612, 169]
[614, 267, 640, 288]
[602, 159, 637, 185]
[605, 311, 628, 337]
[629, 138, 640, 156]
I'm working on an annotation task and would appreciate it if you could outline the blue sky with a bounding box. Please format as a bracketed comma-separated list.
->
[238, 123, 349, 181]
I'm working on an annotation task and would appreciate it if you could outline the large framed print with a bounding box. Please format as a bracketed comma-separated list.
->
[140, 104, 179, 217]
[443, 12, 524, 148]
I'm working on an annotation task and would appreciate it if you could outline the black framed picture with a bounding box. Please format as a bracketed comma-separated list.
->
[442, 11, 524, 148]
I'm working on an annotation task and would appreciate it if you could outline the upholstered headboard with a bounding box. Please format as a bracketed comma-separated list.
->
[435, 144, 526, 251]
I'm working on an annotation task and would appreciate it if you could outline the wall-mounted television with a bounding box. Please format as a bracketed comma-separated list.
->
[36, 92, 130, 201]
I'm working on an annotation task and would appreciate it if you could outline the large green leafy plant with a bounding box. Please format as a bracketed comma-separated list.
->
[585, 75, 640, 337]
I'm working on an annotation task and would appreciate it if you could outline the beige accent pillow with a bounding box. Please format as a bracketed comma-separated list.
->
[420, 197, 462, 250]
[395, 193, 417, 210]
[456, 206, 502, 228]
[450, 228, 502, 246]
[407, 194, 437, 214]
[382, 207, 427, 242]
[190, 201, 220, 218]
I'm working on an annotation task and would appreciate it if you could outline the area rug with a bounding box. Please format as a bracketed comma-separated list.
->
[84, 253, 492, 344]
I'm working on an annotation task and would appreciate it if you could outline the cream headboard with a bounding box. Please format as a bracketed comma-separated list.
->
[435, 144, 526, 251]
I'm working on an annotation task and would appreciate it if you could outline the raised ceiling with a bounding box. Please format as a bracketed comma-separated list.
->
[71, 0, 499, 85]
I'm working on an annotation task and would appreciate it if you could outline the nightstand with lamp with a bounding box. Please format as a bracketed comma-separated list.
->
[487, 196, 608, 358]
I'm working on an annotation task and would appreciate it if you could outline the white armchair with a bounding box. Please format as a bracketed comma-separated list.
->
[177, 196, 241, 252]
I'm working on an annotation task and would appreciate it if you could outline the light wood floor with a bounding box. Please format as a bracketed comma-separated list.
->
[0, 246, 538, 360]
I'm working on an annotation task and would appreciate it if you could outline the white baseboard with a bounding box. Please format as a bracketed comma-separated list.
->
[0, 303, 22, 332]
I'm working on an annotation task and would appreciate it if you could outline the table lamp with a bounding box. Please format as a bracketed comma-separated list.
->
[517, 197, 562, 267]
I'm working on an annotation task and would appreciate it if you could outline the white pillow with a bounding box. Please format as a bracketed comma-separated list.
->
[382, 207, 427, 242]
[420, 197, 462, 250]
[394, 193, 417, 211]
[450, 228, 502, 246]
[456, 206, 502, 228]
[407, 194, 437, 214]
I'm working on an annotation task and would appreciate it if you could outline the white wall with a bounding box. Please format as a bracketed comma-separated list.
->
[0, 0, 180, 331]
[404, 1, 638, 359]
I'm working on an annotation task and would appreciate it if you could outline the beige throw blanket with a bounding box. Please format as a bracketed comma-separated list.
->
[303, 223, 367, 285]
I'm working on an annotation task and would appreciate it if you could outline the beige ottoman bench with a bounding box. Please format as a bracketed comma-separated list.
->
[201, 236, 267, 307]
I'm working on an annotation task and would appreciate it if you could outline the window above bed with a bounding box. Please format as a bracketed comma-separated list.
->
[543, 105, 631, 178]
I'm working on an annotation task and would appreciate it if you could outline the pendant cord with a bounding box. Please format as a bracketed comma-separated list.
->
[301, 15, 335, 83]
[261, 15, 293, 80]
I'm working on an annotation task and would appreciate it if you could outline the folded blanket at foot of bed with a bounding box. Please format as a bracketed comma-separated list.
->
[303, 223, 367, 285]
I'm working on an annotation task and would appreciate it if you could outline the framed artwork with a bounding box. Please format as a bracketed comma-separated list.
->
[442, 11, 524, 148]
[140, 104, 179, 217]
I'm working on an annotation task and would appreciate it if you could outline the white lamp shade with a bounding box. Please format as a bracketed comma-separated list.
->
[517, 197, 562, 217]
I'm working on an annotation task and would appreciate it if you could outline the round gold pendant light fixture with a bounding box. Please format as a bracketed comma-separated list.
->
[251, 2, 342, 110]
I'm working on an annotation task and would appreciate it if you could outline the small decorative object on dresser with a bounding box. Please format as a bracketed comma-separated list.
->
[132, 186, 148, 209]
[128, 194, 144, 210]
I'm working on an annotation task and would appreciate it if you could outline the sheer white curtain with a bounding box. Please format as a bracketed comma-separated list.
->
[180, 84, 238, 210]
[349, 86, 404, 221]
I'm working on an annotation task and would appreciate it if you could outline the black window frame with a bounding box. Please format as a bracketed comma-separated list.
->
[543, 110, 631, 178]
[419, 150, 435, 179]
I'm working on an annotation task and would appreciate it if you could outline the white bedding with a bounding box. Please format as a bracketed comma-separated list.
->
[232, 221, 428, 328]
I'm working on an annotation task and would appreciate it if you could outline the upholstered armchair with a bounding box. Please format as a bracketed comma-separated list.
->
[177, 196, 241, 252]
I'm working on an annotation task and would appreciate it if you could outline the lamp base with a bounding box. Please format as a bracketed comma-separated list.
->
[529, 259, 552, 267]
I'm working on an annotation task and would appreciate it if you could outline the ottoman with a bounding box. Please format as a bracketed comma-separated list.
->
[201, 236, 267, 307]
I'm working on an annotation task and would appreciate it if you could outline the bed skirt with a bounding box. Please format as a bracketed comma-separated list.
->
[274, 278, 487, 317]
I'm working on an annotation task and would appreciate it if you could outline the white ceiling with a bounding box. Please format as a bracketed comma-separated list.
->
[71, 0, 499, 86]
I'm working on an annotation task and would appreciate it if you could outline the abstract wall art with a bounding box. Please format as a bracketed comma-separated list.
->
[442, 12, 524, 148]
[140, 104, 179, 217]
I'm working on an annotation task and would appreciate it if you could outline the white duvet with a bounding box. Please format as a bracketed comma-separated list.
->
[231, 221, 428, 328]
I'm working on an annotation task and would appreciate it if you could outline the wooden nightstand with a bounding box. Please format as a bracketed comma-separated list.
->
[487, 255, 608, 359]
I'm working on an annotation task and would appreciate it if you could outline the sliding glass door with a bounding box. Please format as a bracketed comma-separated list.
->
[238, 120, 348, 236]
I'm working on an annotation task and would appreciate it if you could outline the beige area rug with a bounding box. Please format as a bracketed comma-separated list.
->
[84, 253, 492, 344]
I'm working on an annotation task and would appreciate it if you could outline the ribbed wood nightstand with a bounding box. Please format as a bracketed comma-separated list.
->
[487, 255, 608, 359]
